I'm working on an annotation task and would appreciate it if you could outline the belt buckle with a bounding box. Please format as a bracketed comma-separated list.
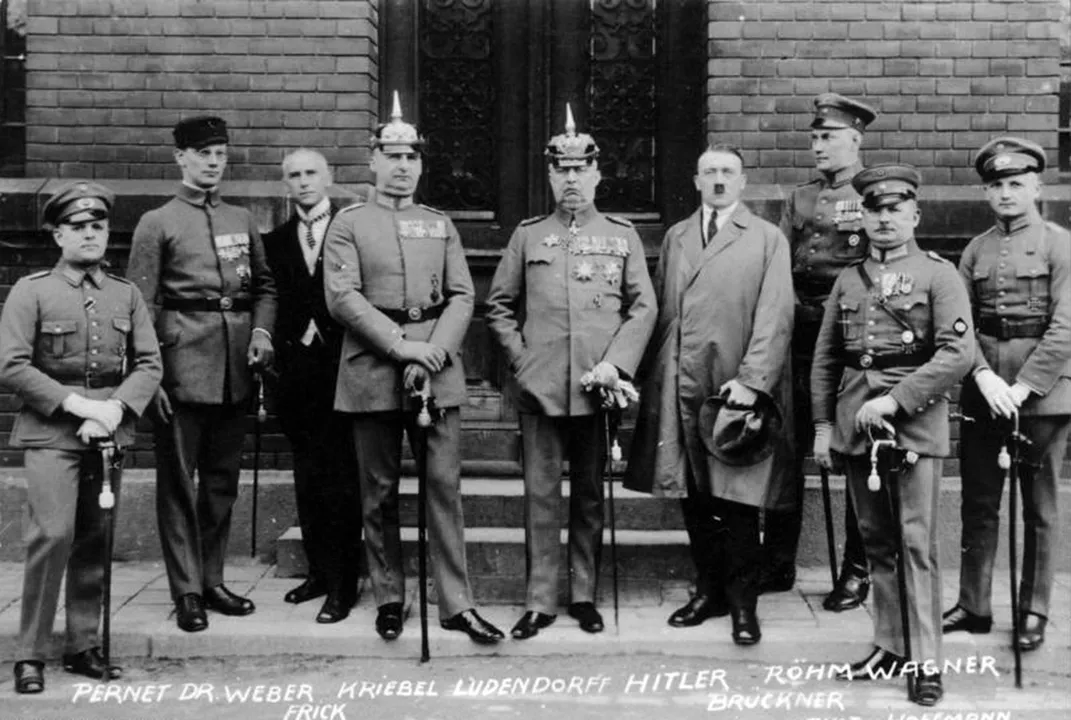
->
[859, 354, 873, 369]
[407, 307, 423, 322]
[219, 297, 233, 310]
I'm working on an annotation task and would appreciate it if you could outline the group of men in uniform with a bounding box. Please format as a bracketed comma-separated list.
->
[2, 92, 1067, 707]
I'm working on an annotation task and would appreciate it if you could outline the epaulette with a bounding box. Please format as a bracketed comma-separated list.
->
[105, 271, 134, 285]
[337, 201, 366, 215]
[606, 215, 633, 228]
[519, 215, 546, 227]
[795, 177, 822, 188]
[926, 250, 951, 264]
[25, 270, 50, 280]
[418, 204, 445, 216]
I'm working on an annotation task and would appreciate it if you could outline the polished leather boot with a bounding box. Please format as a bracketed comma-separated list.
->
[203, 584, 256, 616]
[1019, 612, 1047, 651]
[667, 594, 730, 627]
[837, 647, 905, 680]
[284, 577, 327, 605]
[910, 671, 943, 706]
[941, 604, 992, 634]
[567, 602, 605, 633]
[510, 611, 556, 640]
[823, 565, 870, 612]
[316, 593, 351, 624]
[375, 602, 404, 640]
[63, 647, 122, 680]
[175, 593, 209, 633]
[441, 609, 505, 644]
[730, 607, 761, 646]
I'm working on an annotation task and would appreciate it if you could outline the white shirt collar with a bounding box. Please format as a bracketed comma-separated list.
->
[702, 202, 738, 236]
[297, 197, 331, 223]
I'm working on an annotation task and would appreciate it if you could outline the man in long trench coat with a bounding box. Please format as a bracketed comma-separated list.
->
[624, 143, 794, 646]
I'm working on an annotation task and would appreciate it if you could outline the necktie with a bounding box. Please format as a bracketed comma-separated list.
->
[301, 210, 330, 249]
[705, 210, 718, 248]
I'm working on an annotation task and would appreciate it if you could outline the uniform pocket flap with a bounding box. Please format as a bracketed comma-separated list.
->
[112, 318, 131, 333]
[838, 299, 860, 312]
[896, 294, 929, 311]
[41, 320, 77, 335]
[971, 267, 990, 280]
[1015, 265, 1050, 279]
[526, 250, 556, 265]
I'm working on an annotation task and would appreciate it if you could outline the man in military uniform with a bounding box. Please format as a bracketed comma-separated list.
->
[767, 93, 878, 610]
[942, 137, 1071, 652]
[127, 116, 277, 633]
[811, 165, 975, 706]
[486, 106, 656, 640]
[263, 149, 361, 623]
[323, 93, 503, 644]
[0, 182, 161, 693]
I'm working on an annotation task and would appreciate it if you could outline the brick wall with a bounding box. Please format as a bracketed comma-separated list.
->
[706, 0, 1066, 184]
[23, 0, 378, 183]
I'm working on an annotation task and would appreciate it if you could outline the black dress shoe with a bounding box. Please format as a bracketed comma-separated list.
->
[63, 647, 122, 680]
[1019, 612, 1047, 651]
[285, 578, 327, 605]
[730, 608, 761, 646]
[376, 602, 404, 640]
[441, 609, 505, 645]
[910, 671, 943, 706]
[837, 647, 905, 680]
[510, 611, 556, 640]
[175, 593, 208, 633]
[667, 594, 729, 628]
[203, 584, 256, 616]
[568, 602, 605, 633]
[14, 660, 44, 694]
[941, 604, 993, 634]
[823, 567, 870, 612]
[759, 565, 796, 594]
[316, 593, 351, 624]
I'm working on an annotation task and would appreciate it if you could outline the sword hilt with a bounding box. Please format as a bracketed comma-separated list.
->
[97, 439, 118, 509]
[255, 373, 267, 423]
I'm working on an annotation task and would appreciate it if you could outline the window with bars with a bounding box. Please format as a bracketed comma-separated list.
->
[0, 0, 26, 177]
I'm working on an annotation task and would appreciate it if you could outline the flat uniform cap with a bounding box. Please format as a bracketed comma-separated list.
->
[811, 93, 878, 131]
[851, 163, 921, 209]
[173, 115, 229, 149]
[974, 136, 1046, 181]
[42, 181, 115, 228]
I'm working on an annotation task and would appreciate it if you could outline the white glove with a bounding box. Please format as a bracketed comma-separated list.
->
[974, 369, 1017, 418]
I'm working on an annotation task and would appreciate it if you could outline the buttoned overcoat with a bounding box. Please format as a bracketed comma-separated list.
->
[624, 204, 795, 508]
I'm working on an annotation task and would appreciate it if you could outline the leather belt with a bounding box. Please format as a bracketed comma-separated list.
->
[843, 351, 931, 370]
[162, 297, 251, 312]
[60, 375, 121, 389]
[977, 316, 1049, 340]
[375, 304, 444, 324]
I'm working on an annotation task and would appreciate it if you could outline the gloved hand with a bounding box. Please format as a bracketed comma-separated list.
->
[813, 422, 834, 470]
[390, 340, 448, 374]
[247, 328, 275, 369]
[580, 361, 620, 391]
[62, 395, 124, 433]
[77, 419, 111, 445]
[403, 363, 430, 395]
[853, 394, 898, 435]
[719, 378, 758, 407]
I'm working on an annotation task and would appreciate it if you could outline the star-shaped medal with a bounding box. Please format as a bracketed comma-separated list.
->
[574, 259, 594, 281]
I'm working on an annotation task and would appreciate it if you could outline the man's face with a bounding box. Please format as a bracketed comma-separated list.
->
[861, 199, 919, 250]
[810, 128, 860, 173]
[284, 152, 332, 209]
[54, 218, 109, 266]
[548, 162, 601, 212]
[694, 150, 746, 209]
[984, 172, 1040, 219]
[371, 147, 422, 197]
[175, 143, 228, 189]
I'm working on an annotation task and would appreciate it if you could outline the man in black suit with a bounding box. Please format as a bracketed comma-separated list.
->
[263, 149, 362, 623]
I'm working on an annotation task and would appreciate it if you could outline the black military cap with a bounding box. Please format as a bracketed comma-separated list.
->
[973, 136, 1046, 182]
[811, 93, 878, 132]
[173, 115, 229, 150]
[852, 163, 921, 209]
[42, 181, 115, 229]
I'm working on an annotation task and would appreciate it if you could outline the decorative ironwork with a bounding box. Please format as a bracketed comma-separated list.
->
[419, 0, 496, 213]
[588, 0, 657, 214]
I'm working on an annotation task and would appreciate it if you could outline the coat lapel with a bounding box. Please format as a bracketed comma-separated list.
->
[686, 203, 752, 289]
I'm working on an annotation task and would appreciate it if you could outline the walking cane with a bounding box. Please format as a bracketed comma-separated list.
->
[97, 438, 121, 682]
[868, 433, 918, 698]
[1000, 414, 1032, 690]
[603, 410, 621, 631]
[819, 467, 838, 588]
[250, 372, 266, 558]
[412, 373, 434, 663]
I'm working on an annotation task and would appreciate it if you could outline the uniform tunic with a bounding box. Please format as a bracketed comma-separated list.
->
[955, 213, 1071, 619]
[127, 183, 277, 600]
[811, 241, 975, 663]
[773, 163, 868, 572]
[323, 194, 475, 618]
[486, 205, 656, 613]
[0, 263, 161, 659]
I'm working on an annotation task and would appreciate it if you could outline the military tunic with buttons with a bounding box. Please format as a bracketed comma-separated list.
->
[811, 240, 975, 665]
[323, 193, 477, 619]
[0, 262, 161, 660]
[485, 205, 656, 614]
[955, 214, 1071, 620]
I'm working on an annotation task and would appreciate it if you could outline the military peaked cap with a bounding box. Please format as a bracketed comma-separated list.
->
[973, 136, 1046, 182]
[42, 181, 114, 229]
[811, 93, 878, 131]
[852, 163, 921, 210]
